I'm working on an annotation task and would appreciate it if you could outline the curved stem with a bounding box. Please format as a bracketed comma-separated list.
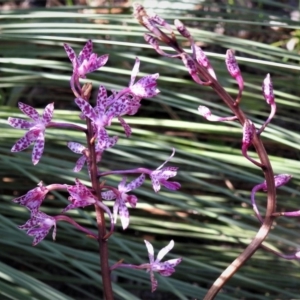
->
[55, 215, 98, 239]
[134, 8, 277, 298]
[250, 183, 264, 223]
[196, 62, 276, 300]
[260, 244, 298, 260]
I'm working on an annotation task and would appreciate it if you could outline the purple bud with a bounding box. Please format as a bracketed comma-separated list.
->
[274, 174, 292, 187]
[144, 33, 160, 48]
[262, 174, 292, 191]
[225, 49, 240, 78]
[181, 53, 209, 85]
[148, 11, 173, 32]
[226, 49, 244, 103]
[242, 120, 254, 147]
[262, 73, 274, 105]
[198, 106, 211, 119]
[174, 19, 191, 38]
[192, 44, 216, 79]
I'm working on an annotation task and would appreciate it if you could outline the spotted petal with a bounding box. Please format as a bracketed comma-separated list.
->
[78, 40, 93, 65]
[18, 102, 40, 120]
[11, 129, 40, 152]
[32, 131, 45, 165]
[8, 117, 32, 129]
[42, 103, 54, 124]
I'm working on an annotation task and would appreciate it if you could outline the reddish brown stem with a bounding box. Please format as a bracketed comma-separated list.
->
[159, 31, 276, 297]
[195, 62, 276, 300]
[82, 83, 114, 300]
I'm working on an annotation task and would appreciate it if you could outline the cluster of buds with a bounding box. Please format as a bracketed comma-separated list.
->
[8, 39, 182, 292]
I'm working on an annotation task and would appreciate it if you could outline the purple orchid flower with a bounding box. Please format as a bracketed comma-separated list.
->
[110, 240, 182, 292]
[144, 240, 182, 292]
[75, 85, 140, 138]
[8, 102, 54, 165]
[102, 174, 145, 229]
[64, 40, 109, 78]
[12, 181, 49, 213]
[18, 211, 57, 246]
[128, 57, 160, 99]
[64, 179, 114, 232]
[150, 148, 181, 192]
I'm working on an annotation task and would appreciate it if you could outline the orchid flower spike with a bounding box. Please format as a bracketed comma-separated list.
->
[8, 102, 54, 165]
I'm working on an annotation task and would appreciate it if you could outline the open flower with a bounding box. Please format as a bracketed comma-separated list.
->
[150, 149, 181, 192]
[144, 240, 182, 292]
[18, 211, 57, 246]
[65, 178, 104, 212]
[64, 40, 109, 78]
[128, 57, 160, 99]
[102, 174, 145, 229]
[64, 179, 114, 231]
[110, 240, 182, 292]
[12, 182, 49, 213]
[8, 102, 54, 165]
[75, 85, 140, 138]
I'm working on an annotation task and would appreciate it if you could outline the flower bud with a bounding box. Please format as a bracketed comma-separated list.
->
[181, 53, 210, 85]
[144, 33, 159, 48]
[148, 11, 173, 32]
[262, 73, 274, 105]
[192, 44, 216, 79]
[262, 174, 292, 191]
[174, 19, 191, 38]
[242, 120, 254, 147]
[225, 49, 240, 78]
